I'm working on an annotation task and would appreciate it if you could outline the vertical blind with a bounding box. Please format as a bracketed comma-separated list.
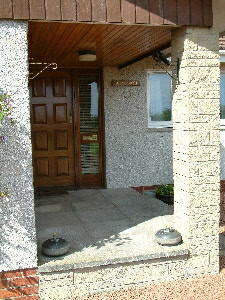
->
[80, 143, 100, 174]
[79, 75, 99, 132]
[79, 75, 100, 175]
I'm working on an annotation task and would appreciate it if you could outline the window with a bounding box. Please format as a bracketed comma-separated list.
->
[221, 72, 225, 126]
[148, 71, 172, 128]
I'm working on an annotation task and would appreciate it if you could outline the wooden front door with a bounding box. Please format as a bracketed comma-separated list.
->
[30, 69, 104, 188]
[30, 70, 75, 187]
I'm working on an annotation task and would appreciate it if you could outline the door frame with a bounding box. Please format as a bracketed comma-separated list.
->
[30, 67, 105, 189]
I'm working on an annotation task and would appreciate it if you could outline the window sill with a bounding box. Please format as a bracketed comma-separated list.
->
[148, 126, 225, 132]
[148, 127, 173, 132]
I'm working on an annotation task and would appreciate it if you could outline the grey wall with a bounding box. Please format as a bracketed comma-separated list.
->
[103, 58, 173, 188]
[0, 21, 37, 271]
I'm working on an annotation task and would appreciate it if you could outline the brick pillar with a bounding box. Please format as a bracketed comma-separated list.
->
[172, 27, 220, 276]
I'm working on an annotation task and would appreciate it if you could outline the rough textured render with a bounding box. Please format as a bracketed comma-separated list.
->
[103, 58, 173, 188]
[41, 259, 225, 300]
[172, 27, 220, 276]
[0, 21, 37, 271]
[39, 257, 189, 299]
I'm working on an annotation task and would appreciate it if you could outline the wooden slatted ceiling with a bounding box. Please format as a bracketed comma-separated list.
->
[0, 0, 212, 26]
[28, 22, 171, 68]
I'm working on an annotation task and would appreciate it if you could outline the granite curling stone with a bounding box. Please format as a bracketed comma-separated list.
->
[155, 227, 182, 246]
[42, 233, 70, 256]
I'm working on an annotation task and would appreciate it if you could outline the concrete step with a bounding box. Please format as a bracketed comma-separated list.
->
[38, 249, 189, 299]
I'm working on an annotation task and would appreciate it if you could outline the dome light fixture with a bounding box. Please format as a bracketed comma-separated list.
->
[79, 50, 96, 62]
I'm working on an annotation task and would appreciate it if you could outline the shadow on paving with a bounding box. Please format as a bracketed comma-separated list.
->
[34, 188, 175, 268]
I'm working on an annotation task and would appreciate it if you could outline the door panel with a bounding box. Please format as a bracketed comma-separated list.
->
[30, 70, 75, 187]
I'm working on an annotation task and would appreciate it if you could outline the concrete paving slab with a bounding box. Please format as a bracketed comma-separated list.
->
[36, 224, 93, 264]
[99, 188, 139, 197]
[35, 188, 188, 273]
[36, 224, 89, 244]
[120, 206, 172, 219]
[35, 200, 74, 213]
[71, 199, 115, 210]
[35, 211, 81, 227]
[35, 194, 71, 205]
[130, 215, 175, 231]
[84, 219, 135, 239]
[108, 195, 149, 207]
[68, 189, 103, 199]
[143, 194, 173, 206]
[75, 207, 127, 223]
[35, 204, 64, 213]
[38, 239, 93, 265]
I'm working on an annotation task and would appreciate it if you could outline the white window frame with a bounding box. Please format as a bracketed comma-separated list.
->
[147, 71, 173, 128]
[220, 50, 225, 63]
[221, 71, 225, 127]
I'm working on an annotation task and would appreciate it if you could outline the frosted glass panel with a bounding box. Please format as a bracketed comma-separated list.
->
[221, 74, 225, 119]
[149, 73, 171, 121]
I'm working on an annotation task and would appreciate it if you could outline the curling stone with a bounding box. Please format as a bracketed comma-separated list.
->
[155, 227, 182, 246]
[42, 233, 70, 257]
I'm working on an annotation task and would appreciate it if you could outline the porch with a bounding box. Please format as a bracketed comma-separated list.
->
[35, 188, 188, 270]
[35, 188, 191, 298]
[0, 1, 223, 299]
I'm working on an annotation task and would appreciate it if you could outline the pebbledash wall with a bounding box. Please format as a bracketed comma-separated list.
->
[104, 56, 225, 188]
[103, 58, 173, 188]
[0, 21, 38, 299]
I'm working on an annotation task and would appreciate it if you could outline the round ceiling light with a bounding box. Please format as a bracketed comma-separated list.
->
[79, 50, 97, 62]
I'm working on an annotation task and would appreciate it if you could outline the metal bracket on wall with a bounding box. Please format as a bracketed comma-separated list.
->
[29, 60, 57, 80]
[152, 52, 180, 83]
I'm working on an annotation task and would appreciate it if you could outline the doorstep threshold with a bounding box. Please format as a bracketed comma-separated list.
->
[38, 247, 190, 273]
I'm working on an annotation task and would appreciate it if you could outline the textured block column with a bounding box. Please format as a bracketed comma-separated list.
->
[172, 27, 220, 276]
[0, 21, 37, 271]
